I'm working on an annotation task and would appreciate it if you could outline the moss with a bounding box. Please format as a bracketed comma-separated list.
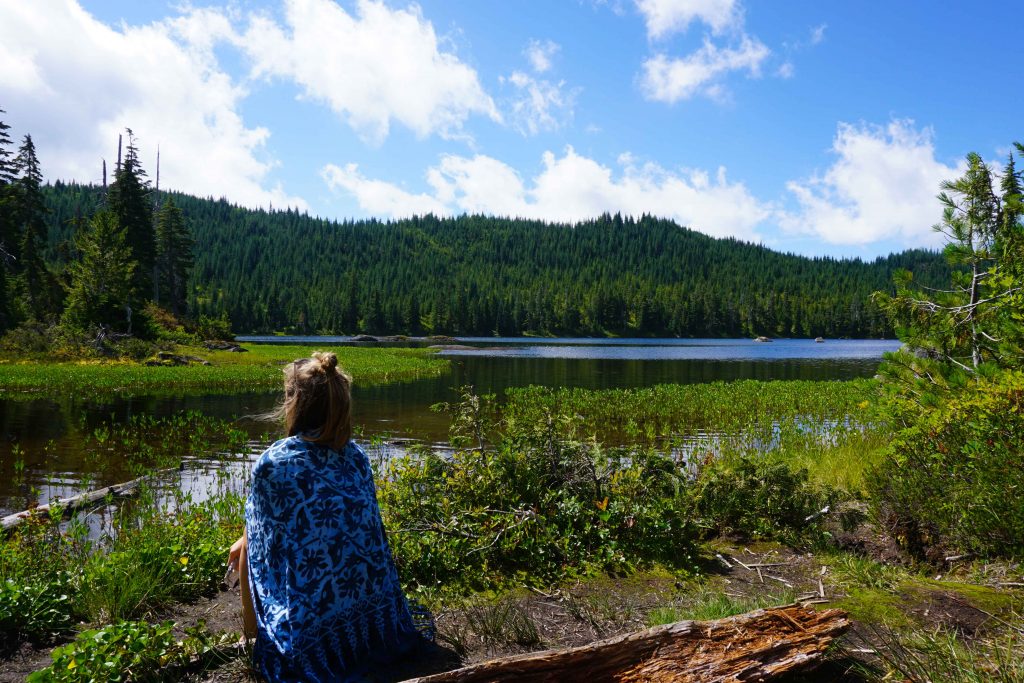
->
[834, 587, 912, 627]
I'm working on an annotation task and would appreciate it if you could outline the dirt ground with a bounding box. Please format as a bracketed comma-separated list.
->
[3, 541, 1021, 682]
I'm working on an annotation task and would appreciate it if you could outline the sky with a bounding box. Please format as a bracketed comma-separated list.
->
[0, 0, 1019, 258]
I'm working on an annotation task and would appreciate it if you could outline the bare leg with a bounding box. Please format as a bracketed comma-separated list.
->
[239, 536, 257, 639]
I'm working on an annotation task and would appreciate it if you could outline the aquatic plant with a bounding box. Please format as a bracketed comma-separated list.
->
[0, 344, 447, 398]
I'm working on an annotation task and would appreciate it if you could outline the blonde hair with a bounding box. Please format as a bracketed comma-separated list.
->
[277, 351, 353, 450]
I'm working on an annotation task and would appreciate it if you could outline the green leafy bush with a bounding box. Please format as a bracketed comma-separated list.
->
[78, 504, 238, 622]
[28, 620, 234, 683]
[0, 512, 85, 649]
[379, 398, 697, 595]
[193, 313, 233, 341]
[867, 371, 1024, 561]
[0, 574, 76, 650]
[693, 455, 839, 542]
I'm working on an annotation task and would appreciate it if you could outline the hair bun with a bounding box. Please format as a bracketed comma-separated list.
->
[313, 351, 338, 372]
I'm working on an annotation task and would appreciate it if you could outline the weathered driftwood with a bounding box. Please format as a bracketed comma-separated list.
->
[0, 470, 170, 531]
[401, 604, 849, 683]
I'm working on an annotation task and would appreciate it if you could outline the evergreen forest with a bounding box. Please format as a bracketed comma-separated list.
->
[40, 182, 948, 338]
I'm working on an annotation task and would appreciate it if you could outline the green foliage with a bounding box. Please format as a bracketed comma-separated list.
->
[154, 197, 193, 316]
[867, 371, 1024, 560]
[107, 129, 155, 303]
[867, 624, 1024, 683]
[647, 586, 795, 625]
[12, 134, 61, 321]
[380, 393, 698, 595]
[28, 620, 235, 683]
[0, 574, 76, 649]
[194, 312, 233, 341]
[505, 380, 883, 492]
[78, 503, 238, 622]
[0, 411, 249, 652]
[0, 344, 447, 398]
[874, 146, 1024, 386]
[505, 380, 876, 443]
[62, 210, 136, 333]
[41, 183, 949, 337]
[692, 455, 839, 542]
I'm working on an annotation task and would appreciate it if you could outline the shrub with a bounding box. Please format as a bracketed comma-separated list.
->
[379, 397, 697, 594]
[0, 321, 55, 356]
[78, 504, 238, 622]
[867, 371, 1024, 561]
[693, 455, 839, 543]
[27, 620, 234, 683]
[193, 313, 234, 342]
[0, 575, 76, 650]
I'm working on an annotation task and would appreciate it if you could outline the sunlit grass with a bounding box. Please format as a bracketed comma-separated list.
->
[647, 586, 797, 625]
[505, 379, 888, 493]
[0, 343, 448, 398]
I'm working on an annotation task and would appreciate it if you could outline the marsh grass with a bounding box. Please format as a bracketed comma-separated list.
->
[647, 586, 797, 626]
[504, 380, 886, 494]
[867, 623, 1024, 683]
[0, 344, 447, 398]
[826, 553, 908, 593]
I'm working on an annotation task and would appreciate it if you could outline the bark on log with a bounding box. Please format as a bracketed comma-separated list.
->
[401, 604, 849, 683]
[1, 469, 173, 532]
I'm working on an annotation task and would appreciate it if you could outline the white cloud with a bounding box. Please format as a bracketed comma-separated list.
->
[241, 0, 499, 144]
[524, 39, 559, 73]
[776, 62, 795, 79]
[502, 71, 578, 136]
[635, 0, 741, 39]
[780, 120, 962, 246]
[809, 23, 827, 45]
[324, 148, 770, 240]
[0, 1, 304, 209]
[640, 36, 769, 103]
[322, 163, 448, 216]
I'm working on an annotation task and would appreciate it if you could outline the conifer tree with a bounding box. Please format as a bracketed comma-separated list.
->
[0, 110, 17, 266]
[62, 210, 136, 332]
[154, 195, 193, 315]
[12, 135, 54, 319]
[874, 145, 1024, 389]
[107, 129, 154, 302]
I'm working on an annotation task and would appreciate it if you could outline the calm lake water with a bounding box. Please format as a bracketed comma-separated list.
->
[0, 338, 900, 514]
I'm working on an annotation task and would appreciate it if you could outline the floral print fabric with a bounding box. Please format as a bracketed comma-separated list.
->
[246, 436, 420, 681]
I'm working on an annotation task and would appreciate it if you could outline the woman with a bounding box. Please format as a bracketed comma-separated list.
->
[227, 351, 425, 682]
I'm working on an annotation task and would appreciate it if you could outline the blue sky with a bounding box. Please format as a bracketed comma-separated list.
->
[0, 1, 1019, 257]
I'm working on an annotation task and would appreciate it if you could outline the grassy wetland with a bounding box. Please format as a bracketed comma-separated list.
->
[0, 344, 447, 398]
[0, 341, 1021, 682]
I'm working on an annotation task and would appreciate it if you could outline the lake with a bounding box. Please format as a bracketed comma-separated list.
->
[0, 338, 900, 514]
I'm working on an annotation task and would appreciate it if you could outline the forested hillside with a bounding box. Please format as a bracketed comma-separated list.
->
[42, 182, 948, 337]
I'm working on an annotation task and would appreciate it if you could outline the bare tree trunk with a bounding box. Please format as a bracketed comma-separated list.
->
[970, 263, 981, 369]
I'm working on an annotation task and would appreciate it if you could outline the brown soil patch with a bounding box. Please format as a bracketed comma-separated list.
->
[901, 588, 993, 639]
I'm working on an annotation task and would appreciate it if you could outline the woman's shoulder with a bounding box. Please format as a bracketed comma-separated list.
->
[254, 437, 364, 469]
[252, 436, 309, 475]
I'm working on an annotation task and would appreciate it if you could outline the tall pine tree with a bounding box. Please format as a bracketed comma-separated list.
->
[0, 108, 17, 268]
[0, 109, 16, 330]
[62, 210, 136, 333]
[154, 195, 194, 315]
[107, 129, 154, 304]
[13, 135, 53, 319]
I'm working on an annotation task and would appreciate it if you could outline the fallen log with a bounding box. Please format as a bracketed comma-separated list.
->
[1, 469, 174, 532]
[401, 603, 848, 683]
